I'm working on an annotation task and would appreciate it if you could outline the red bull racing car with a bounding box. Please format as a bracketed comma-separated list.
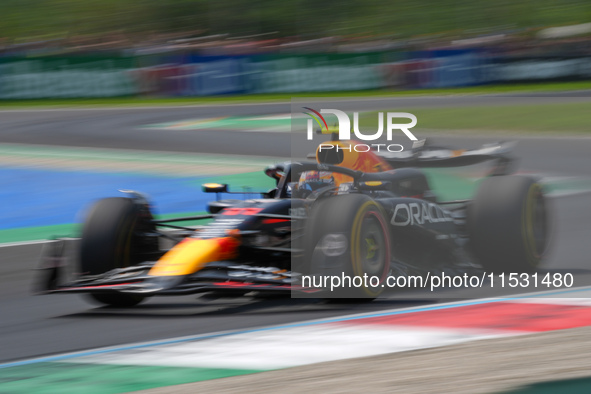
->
[37, 136, 549, 305]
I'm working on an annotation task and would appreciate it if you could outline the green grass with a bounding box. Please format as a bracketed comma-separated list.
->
[359, 102, 591, 133]
[1, 81, 591, 108]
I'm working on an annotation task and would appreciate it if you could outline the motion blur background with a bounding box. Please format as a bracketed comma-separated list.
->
[2, 0, 591, 98]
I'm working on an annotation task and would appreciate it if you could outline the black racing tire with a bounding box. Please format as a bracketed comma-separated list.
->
[303, 194, 390, 300]
[80, 197, 157, 307]
[467, 176, 549, 273]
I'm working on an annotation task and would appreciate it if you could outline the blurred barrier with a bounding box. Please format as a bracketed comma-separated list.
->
[135, 53, 394, 96]
[0, 52, 400, 98]
[1, 51, 591, 99]
[405, 49, 488, 88]
[0, 56, 137, 99]
[245, 53, 391, 93]
[490, 56, 591, 82]
[134, 55, 247, 97]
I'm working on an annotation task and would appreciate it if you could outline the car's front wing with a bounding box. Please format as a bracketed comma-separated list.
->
[38, 260, 321, 296]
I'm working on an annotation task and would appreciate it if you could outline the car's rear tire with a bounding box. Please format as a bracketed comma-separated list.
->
[80, 197, 157, 307]
[467, 176, 549, 273]
[303, 194, 390, 300]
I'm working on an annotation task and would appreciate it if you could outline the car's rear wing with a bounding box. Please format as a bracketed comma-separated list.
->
[377, 140, 516, 175]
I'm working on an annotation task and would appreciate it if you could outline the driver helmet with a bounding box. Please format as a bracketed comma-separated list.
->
[296, 171, 335, 196]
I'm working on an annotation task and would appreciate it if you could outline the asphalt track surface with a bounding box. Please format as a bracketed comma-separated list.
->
[1, 95, 591, 365]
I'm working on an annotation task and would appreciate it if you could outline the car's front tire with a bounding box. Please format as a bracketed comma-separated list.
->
[79, 197, 158, 307]
[303, 194, 390, 300]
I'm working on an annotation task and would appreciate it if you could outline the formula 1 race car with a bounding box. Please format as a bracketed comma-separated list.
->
[36, 136, 549, 305]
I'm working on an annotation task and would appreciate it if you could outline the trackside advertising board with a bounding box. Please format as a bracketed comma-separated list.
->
[2, 52, 591, 98]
